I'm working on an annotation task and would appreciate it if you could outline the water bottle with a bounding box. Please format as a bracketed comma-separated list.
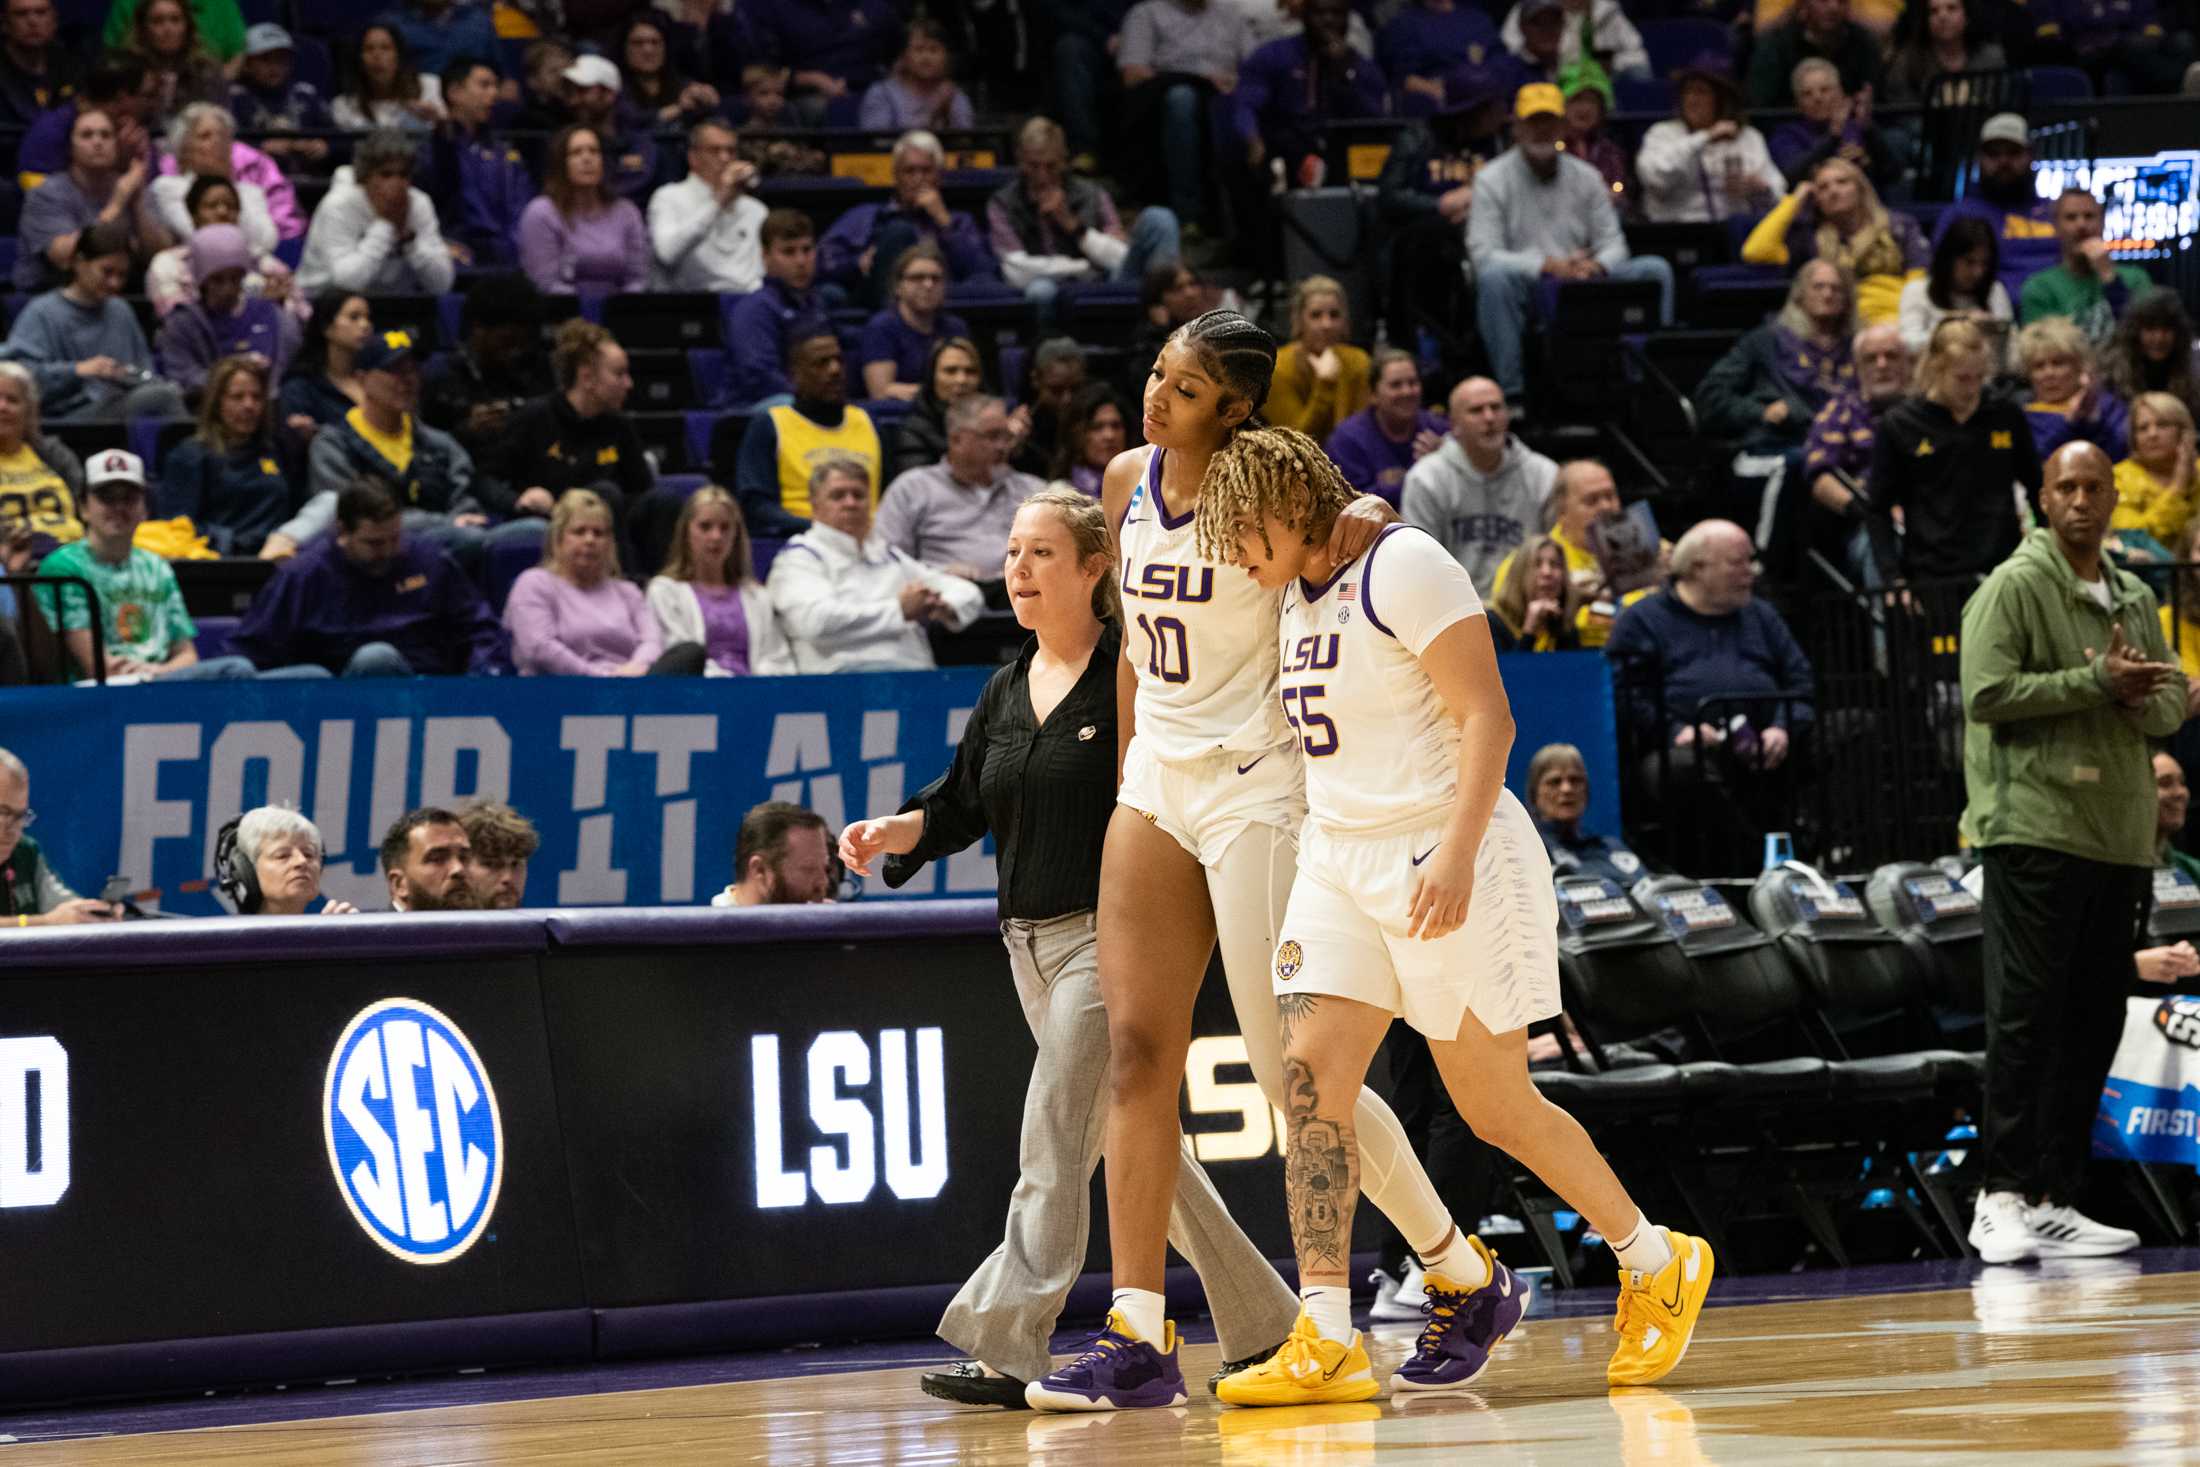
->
[1763, 832, 1794, 871]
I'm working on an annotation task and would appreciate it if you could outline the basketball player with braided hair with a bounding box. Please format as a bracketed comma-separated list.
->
[1025, 314, 1484, 1412]
[1191, 427, 1713, 1405]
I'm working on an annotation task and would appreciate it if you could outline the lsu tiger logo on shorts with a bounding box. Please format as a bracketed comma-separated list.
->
[1275, 939, 1303, 981]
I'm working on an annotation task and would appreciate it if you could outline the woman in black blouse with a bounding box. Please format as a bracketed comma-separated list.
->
[839, 487, 1297, 1408]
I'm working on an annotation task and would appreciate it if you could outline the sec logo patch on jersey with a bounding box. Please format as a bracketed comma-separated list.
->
[1275, 940, 1304, 981]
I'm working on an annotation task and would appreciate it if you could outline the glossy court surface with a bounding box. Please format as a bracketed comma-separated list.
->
[5, 1250, 2198, 1463]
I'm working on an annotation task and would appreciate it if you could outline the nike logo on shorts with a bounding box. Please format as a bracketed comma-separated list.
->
[1412, 843, 1441, 866]
[1237, 754, 1268, 776]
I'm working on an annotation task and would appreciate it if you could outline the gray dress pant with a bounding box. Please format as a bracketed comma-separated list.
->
[936, 909, 1301, 1381]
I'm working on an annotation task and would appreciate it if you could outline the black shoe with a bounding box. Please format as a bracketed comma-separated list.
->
[920, 1360, 1030, 1408]
[1206, 1337, 1286, 1395]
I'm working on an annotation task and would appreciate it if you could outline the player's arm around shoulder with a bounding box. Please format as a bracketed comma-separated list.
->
[1102, 445, 1149, 778]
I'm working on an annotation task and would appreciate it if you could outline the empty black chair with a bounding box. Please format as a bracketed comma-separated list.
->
[1750, 866, 1946, 1070]
[605, 292, 726, 350]
[625, 349, 698, 411]
[1867, 861, 1987, 1053]
[2146, 865, 2200, 945]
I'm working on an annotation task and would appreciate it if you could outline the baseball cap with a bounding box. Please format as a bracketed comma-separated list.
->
[1978, 112, 2030, 149]
[85, 449, 146, 494]
[243, 23, 293, 57]
[562, 54, 621, 92]
[356, 329, 421, 373]
[1515, 83, 1565, 120]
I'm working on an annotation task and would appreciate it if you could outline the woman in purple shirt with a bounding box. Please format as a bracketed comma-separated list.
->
[517, 125, 650, 296]
[857, 18, 975, 132]
[1052, 382, 1127, 498]
[1322, 349, 1445, 505]
[646, 485, 797, 675]
[506, 490, 708, 676]
[858, 241, 971, 401]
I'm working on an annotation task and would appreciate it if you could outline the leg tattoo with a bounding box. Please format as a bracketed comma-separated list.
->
[1283, 1056, 1358, 1275]
[1276, 993, 1319, 1052]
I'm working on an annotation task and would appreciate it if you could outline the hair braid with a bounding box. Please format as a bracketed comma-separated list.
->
[1170, 309, 1278, 430]
[1194, 425, 1355, 564]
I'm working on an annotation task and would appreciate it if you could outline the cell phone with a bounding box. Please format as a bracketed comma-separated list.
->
[100, 875, 131, 905]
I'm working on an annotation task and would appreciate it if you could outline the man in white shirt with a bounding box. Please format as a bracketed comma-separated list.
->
[295, 129, 457, 296]
[768, 455, 985, 672]
[649, 116, 768, 292]
[877, 395, 1043, 588]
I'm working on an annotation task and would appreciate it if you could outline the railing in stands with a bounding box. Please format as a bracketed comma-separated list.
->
[1, 572, 104, 686]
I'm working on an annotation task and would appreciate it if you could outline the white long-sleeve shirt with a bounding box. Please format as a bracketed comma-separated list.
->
[766, 520, 985, 673]
[150, 172, 279, 257]
[1896, 275, 2014, 357]
[648, 175, 768, 293]
[294, 166, 456, 297]
[1634, 120, 1789, 224]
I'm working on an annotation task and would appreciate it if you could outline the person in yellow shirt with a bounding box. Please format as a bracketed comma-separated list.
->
[2114, 391, 2199, 555]
[0, 361, 86, 548]
[1263, 274, 1368, 443]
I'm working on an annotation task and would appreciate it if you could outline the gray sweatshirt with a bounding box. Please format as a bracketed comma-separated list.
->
[2, 290, 158, 420]
[1467, 148, 1630, 278]
[1399, 434, 1558, 597]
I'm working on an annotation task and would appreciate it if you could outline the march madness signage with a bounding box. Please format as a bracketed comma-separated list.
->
[2094, 996, 2200, 1170]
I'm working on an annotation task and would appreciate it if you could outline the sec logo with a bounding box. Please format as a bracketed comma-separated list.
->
[1275, 939, 1303, 981]
[323, 998, 503, 1264]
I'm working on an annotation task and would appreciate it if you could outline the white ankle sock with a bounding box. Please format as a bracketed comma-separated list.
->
[1111, 1288, 1166, 1345]
[1611, 1213, 1674, 1277]
[1302, 1285, 1354, 1343]
[1418, 1226, 1492, 1290]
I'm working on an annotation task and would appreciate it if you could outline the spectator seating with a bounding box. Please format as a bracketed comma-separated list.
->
[1516, 868, 1987, 1282]
[605, 293, 726, 351]
[1638, 19, 1734, 78]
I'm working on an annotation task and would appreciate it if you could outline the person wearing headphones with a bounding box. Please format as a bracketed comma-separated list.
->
[216, 805, 358, 916]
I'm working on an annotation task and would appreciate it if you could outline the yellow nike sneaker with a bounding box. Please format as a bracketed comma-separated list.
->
[1607, 1229, 1715, 1388]
[1214, 1311, 1380, 1407]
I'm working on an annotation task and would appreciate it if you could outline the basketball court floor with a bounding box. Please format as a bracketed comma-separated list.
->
[3, 1249, 2197, 1464]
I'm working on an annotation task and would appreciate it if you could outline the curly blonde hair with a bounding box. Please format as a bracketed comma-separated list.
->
[1192, 425, 1355, 564]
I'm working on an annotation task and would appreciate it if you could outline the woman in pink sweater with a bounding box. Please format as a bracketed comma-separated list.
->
[505, 490, 707, 676]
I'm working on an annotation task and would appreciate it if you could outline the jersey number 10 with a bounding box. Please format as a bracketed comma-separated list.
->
[1136, 613, 1191, 684]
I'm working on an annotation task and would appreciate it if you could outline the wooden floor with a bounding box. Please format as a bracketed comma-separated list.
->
[10, 1259, 2200, 1464]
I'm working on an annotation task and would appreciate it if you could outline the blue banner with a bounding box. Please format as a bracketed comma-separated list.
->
[2, 654, 1617, 915]
[2095, 995, 2200, 1170]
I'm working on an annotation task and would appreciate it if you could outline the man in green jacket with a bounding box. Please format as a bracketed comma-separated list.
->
[1959, 440, 2185, 1265]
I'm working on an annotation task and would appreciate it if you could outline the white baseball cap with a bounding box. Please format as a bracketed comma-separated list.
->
[561, 55, 621, 92]
[85, 448, 146, 493]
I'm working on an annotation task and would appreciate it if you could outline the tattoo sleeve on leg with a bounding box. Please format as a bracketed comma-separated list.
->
[1277, 992, 1319, 1052]
[1283, 1056, 1358, 1275]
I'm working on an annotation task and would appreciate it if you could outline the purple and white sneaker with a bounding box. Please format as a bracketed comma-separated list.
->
[1023, 1310, 1189, 1412]
[1393, 1237, 1527, 1393]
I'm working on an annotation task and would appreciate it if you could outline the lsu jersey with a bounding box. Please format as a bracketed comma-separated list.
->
[1118, 446, 1294, 760]
[1278, 524, 1488, 835]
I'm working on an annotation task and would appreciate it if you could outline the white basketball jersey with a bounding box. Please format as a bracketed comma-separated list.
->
[1119, 447, 1294, 760]
[1279, 524, 1486, 835]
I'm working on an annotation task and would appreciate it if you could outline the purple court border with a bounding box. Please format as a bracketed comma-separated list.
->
[3, 1247, 2195, 1448]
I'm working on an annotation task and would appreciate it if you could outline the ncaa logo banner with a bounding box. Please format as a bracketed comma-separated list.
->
[2094, 996, 2200, 1170]
[324, 999, 504, 1263]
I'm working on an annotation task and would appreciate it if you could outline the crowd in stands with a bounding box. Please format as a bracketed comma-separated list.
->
[0, 0, 2197, 895]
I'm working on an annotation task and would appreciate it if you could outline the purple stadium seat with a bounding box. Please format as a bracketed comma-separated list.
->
[1639, 19, 1733, 78]
[1616, 74, 1673, 113]
[752, 536, 789, 578]
[194, 615, 239, 660]
[688, 349, 729, 408]
[484, 534, 544, 615]
[685, 410, 725, 470]
[2026, 66, 2094, 103]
